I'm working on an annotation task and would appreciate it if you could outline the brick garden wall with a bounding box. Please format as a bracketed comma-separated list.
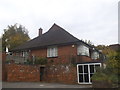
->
[2, 53, 7, 81]
[43, 65, 77, 84]
[6, 64, 40, 82]
[5, 64, 78, 84]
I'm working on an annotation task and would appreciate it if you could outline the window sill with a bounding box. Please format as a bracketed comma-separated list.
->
[77, 55, 90, 57]
[47, 56, 58, 58]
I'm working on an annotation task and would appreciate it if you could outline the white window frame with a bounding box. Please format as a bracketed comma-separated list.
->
[77, 63, 101, 84]
[77, 45, 90, 56]
[47, 46, 58, 57]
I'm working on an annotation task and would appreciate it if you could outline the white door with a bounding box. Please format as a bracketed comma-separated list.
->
[77, 63, 101, 84]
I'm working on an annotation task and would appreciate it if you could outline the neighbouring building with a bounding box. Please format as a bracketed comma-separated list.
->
[109, 44, 120, 51]
[10, 23, 105, 84]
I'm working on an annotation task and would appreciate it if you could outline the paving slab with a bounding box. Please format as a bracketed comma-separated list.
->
[2, 82, 92, 88]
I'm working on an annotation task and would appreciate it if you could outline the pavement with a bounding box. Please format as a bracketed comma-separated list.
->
[2, 82, 92, 88]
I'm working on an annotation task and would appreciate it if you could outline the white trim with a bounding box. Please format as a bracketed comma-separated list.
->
[77, 63, 101, 84]
[78, 82, 92, 84]
[88, 64, 91, 83]
[77, 65, 79, 84]
[77, 63, 101, 66]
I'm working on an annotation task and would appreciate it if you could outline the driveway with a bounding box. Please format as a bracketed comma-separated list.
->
[2, 82, 92, 88]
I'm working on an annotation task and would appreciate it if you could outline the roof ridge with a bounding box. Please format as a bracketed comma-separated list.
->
[49, 23, 79, 40]
[12, 24, 90, 51]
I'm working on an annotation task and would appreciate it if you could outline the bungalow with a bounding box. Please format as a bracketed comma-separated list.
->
[11, 23, 105, 84]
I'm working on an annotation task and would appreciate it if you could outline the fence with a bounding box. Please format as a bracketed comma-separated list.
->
[6, 55, 28, 64]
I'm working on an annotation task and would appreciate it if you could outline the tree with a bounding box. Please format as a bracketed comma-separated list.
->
[2, 23, 30, 52]
[96, 45, 106, 50]
[92, 47, 120, 88]
[81, 39, 94, 46]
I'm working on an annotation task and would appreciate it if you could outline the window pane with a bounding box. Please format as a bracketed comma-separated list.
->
[52, 48, 55, 57]
[91, 51, 99, 59]
[55, 47, 58, 56]
[84, 46, 89, 56]
[50, 48, 52, 57]
[79, 65, 83, 73]
[47, 48, 50, 57]
[84, 74, 89, 82]
[77, 45, 89, 56]
[79, 74, 83, 82]
[90, 74, 93, 82]
[90, 65, 94, 73]
[84, 65, 88, 73]
[47, 46, 58, 57]
[95, 64, 100, 67]
[95, 64, 100, 72]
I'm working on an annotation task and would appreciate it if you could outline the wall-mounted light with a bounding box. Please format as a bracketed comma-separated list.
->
[72, 45, 75, 48]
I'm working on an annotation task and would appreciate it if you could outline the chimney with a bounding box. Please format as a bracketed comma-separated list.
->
[39, 28, 43, 36]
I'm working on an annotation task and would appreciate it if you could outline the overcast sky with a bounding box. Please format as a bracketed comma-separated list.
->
[0, 0, 119, 45]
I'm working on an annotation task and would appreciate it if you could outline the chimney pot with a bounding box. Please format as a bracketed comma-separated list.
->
[39, 28, 43, 36]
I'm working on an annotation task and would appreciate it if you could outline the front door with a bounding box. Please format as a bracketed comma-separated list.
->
[77, 63, 101, 84]
[40, 67, 45, 81]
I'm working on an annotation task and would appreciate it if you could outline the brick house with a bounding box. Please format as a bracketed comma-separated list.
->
[11, 24, 104, 84]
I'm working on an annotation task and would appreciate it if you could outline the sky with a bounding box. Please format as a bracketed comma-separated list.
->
[0, 0, 119, 46]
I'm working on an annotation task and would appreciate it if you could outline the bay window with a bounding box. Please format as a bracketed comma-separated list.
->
[91, 51, 99, 60]
[77, 45, 89, 56]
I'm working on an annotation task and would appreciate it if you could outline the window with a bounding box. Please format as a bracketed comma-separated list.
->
[77, 45, 89, 56]
[77, 63, 101, 84]
[91, 51, 99, 59]
[47, 46, 58, 57]
[22, 51, 28, 57]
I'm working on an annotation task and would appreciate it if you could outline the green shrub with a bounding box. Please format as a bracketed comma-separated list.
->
[5, 59, 11, 64]
[108, 74, 118, 84]
[35, 57, 47, 65]
[26, 59, 33, 65]
[92, 68, 108, 81]
[92, 50, 120, 88]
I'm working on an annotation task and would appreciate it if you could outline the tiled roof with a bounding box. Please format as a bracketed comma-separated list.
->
[12, 24, 81, 51]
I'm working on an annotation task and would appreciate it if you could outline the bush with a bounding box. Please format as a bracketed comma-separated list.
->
[92, 67, 108, 81]
[92, 49, 120, 88]
[5, 59, 11, 64]
[25, 59, 33, 65]
[34, 57, 47, 65]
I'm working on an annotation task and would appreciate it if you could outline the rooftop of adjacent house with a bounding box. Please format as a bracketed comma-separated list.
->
[12, 23, 93, 51]
[109, 44, 120, 51]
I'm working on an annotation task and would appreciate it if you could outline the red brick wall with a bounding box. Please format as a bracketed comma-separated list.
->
[43, 65, 77, 84]
[2, 53, 7, 81]
[31, 44, 78, 64]
[6, 64, 40, 82]
[31, 48, 47, 57]
[57, 45, 77, 64]
[5, 64, 77, 84]
[77, 56, 93, 62]
[58, 45, 77, 56]
[30, 44, 94, 64]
